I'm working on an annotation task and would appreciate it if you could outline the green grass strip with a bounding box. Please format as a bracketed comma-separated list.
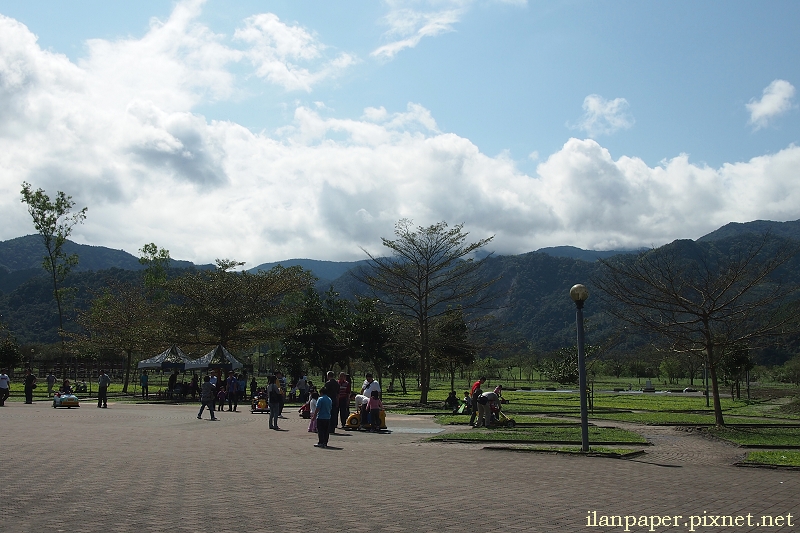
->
[430, 426, 647, 444]
[742, 450, 800, 467]
[708, 426, 800, 447]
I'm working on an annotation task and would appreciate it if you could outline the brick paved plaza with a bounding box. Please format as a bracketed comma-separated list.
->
[3, 401, 798, 533]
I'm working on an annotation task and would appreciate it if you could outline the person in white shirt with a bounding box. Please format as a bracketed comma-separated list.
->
[361, 373, 381, 399]
[0, 369, 10, 406]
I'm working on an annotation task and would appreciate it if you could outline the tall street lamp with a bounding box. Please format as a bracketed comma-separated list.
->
[570, 284, 590, 452]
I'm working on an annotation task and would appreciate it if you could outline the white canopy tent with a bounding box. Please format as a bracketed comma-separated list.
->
[137, 345, 191, 370]
[184, 345, 243, 371]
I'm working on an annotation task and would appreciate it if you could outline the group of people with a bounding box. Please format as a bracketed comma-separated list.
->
[302, 372, 382, 448]
[467, 376, 504, 428]
[197, 369, 258, 420]
[0, 368, 111, 408]
[0, 368, 51, 405]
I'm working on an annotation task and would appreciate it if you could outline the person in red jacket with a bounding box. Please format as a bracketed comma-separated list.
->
[336, 372, 351, 429]
[468, 376, 486, 427]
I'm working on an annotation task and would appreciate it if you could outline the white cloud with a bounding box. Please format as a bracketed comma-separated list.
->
[572, 94, 634, 138]
[3, 6, 800, 267]
[234, 13, 356, 92]
[371, 0, 470, 59]
[746, 79, 796, 130]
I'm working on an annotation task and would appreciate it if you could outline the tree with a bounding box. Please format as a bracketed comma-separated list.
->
[350, 296, 395, 385]
[138, 243, 171, 298]
[283, 287, 353, 376]
[431, 307, 476, 393]
[20, 182, 87, 376]
[0, 319, 23, 370]
[77, 280, 163, 393]
[595, 235, 800, 426]
[357, 219, 498, 403]
[168, 260, 314, 350]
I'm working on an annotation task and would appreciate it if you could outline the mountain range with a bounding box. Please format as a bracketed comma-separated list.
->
[2, 218, 799, 363]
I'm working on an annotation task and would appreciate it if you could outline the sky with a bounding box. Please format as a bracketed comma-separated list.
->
[1, 0, 799, 267]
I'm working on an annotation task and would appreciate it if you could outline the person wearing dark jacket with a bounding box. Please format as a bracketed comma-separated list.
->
[324, 371, 339, 434]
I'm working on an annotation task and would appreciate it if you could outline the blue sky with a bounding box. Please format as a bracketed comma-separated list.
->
[1, 1, 799, 265]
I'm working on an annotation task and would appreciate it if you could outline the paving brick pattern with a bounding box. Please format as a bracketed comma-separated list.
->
[3, 401, 798, 533]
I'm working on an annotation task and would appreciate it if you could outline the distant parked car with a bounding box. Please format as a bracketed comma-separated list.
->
[683, 387, 698, 393]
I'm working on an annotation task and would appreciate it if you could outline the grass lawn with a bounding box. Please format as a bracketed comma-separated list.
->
[585, 411, 799, 426]
[741, 450, 800, 467]
[430, 425, 648, 444]
[487, 445, 645, 457]
[433, 414, 576, 425]
[707, 426, 800, 447]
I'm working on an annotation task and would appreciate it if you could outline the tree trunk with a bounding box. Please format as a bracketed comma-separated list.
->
[122, 349, 132, 393]
[707, 351, 725, 426]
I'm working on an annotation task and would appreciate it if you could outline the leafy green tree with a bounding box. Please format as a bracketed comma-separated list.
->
[138, 243, 171, 298]
[431, 307, 476, 393]
[168, 260, 314, 350]
[283, 287, 352, 376]
[76, 280, 165, 393]
[20, 182, 87, 376]
[0, 320, 23, 370]
[596, 235, 800, 426]
[719, 343, 754, 399]
[350, 296, 395, 385]
[357, 219, 498, 403]
[659, 355, 685, 384]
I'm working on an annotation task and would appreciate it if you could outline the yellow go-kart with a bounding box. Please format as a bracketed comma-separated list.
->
[250, 396, 269, 414]
[345, 409, 387, 430]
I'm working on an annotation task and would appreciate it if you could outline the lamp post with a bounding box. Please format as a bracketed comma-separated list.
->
[570, 284, 590, 452]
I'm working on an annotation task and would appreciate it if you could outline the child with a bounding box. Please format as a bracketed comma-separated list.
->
[366, 390, 383, 432]
[216, 388, 226, 411]
[308, 391, 319, 433]
[462, 390, 472, 414]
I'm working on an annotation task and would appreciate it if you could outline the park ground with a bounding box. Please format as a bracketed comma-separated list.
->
[3, 397, 799, 533]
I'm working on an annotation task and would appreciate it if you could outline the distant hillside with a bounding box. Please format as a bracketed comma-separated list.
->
[249, 258, 369, 286]
[534, 246, 635, 262]
[699, 219, 800, 242]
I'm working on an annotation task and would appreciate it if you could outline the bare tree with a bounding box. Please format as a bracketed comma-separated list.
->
[356, 219, 498, 403]
[594, 235, 800, 426]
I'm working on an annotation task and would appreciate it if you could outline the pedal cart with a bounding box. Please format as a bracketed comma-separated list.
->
[250, 394, 270, 414]
[344, 409, 387, 430]
[52, 392, 80, 408]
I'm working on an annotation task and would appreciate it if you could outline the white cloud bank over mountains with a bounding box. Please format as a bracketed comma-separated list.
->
[1, 5, 799, 266]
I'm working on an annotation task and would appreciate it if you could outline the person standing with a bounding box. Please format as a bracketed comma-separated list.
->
[46, 371, 56, 396]
[275, 371, 287, 418]
[361, 373, 381, 399]
[267, 375, 282, 430]
[337, 372, 351, 429]
[324, 371, 339, 434]
[97, 369, 111, 408]
[226, 372, 239, 412]
[167, 369, 178, 399]
[23, 368, 36, 404]
[296, 375, 308, 403]
[197, 375, 217, 420]
[313, 385, 333, 448]
[140, 371, 149, 399]
[0, 369, 10, 406]
[366, 390, 384, 431]
[249, 376, 257, 400]
[468, 376, 486, 427]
